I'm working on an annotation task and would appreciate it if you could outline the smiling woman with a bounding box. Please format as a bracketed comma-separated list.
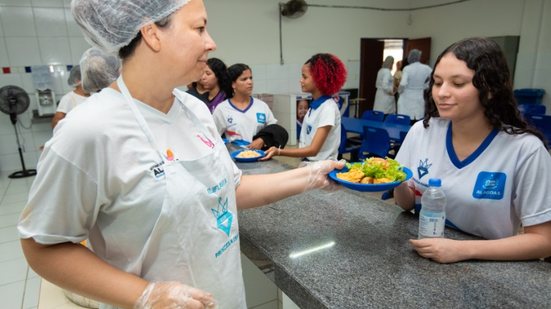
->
[17, 0, 344, 308]
[393, 37, 551, 264]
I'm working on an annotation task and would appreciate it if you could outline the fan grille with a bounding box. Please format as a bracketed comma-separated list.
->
[0, 85, 30, 115]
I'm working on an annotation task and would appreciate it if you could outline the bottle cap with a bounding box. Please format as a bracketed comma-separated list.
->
[428, 178, 441, 187]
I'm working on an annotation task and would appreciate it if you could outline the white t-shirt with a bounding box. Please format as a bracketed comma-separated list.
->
[299, 97, 341, 161]
[396, 118, 551, 239]
[18, 88, 243, 301]
[213, 97, 277, 142]
[56, 90, 88, 113]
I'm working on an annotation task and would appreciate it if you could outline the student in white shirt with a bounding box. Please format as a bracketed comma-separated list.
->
[212, 63, 277, 149]
[263, 53, 347, 161]
[394, 37, 551, 263]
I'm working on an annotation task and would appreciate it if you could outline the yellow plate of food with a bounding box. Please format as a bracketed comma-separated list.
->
[328, 157, 412, 192]
[231, 149, 265, 162]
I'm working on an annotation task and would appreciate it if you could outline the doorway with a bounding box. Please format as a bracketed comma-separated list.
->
[359, 37, 431, 117]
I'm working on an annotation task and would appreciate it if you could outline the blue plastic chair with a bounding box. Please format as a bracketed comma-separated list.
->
[526, 114, 551, 145]
[361, 110, 385, 122]
[358, 126, 391, 160]
[338, 123, 360, 161]
[518, 104, 546, 115]
[384, 113, 411, 125]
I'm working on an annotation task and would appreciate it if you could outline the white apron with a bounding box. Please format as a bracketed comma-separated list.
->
[105, 77, 246, 309]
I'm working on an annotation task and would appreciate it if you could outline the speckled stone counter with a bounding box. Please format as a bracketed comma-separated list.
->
[237, 159, 551, 309]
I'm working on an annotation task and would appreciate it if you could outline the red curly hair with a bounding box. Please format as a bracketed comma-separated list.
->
[305, 53, 347, 95]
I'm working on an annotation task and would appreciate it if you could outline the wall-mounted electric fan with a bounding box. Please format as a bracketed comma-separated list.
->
[280, 0, 308, 18]
[0, 85, 37, 178]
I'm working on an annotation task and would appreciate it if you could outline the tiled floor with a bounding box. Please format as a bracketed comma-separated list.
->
[0, 171, 99, 309]
[0, 172, 41, 309]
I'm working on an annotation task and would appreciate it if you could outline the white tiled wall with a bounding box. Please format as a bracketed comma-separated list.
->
[0, 1, 361, 173]
[0, 1, 90, 173]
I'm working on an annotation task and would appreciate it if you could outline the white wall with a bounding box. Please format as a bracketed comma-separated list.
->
[0, 0, 90, 173]
[0, 0, 549, 172]
[411, 0, 550, 108]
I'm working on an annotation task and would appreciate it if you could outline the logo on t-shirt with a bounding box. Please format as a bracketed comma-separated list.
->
[472, 171, 506, 200]
[211, 196, 233, 237]
[149, 161, 165, 180]
[212, 196, 239, 258]
[226, 116, 233, 124]
[417, 158, 432, 179]
[306, 124, 312, 135]
[256, 113, 266, 124]
[196, 133, 215, 149]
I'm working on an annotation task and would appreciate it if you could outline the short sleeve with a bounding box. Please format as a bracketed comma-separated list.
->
[56, 93, 71, 113]
[18, 148, 101, 244]
[266, 106, 277, 125]
[316, 101, 338, 128]
[513, 142, 551, 227]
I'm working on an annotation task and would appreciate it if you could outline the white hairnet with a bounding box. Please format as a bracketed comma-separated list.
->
[382, 56, 394, 69]
[67, 65, 82, 87]
[71, 0, 190, 53]
[408, 49, 422, 63]
[80, 47, 121, 93]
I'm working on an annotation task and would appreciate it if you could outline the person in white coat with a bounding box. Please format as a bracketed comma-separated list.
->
[17, 1, 343, 308]
[397, 49, 432, 121]
[373, 56, 395, 114]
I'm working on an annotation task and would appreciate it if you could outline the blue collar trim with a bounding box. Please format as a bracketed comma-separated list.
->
[446, 122, 499, 169]
[309, 95, 332, 110]
[229, 97, 254, 113]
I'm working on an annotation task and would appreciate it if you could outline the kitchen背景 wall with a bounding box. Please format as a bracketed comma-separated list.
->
[0, 0, 549, 173]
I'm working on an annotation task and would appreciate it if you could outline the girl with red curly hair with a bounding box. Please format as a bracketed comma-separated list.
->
[263, 53, 347, 161]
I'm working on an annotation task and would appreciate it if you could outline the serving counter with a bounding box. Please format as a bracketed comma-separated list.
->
[237, 159, 551, 308]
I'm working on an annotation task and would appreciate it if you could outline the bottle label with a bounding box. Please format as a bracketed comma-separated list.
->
[418, 210, 445, 238]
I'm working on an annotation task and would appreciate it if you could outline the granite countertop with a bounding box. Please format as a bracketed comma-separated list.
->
[237, 159, 551, 309]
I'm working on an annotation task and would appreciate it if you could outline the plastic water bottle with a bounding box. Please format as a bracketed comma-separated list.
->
[418, 178, 447, 239]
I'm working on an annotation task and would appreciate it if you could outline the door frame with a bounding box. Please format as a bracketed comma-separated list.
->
[359, 37, 431, 117]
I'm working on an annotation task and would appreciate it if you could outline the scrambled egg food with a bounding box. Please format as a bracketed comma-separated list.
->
[236, 150, 261, 158]
[336, 157, 406, 184]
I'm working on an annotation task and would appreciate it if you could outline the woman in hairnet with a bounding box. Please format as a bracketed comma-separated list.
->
[51, 65, 89, 128]
[397, 49, 432, 122]
[373, 56, 395, 114]
[80, 47, 121, 94]
[18, 1, 343, 308]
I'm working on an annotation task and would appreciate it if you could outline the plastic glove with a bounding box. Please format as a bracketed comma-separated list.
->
[303, 159, 346, 191]
[134, 281, 217, 309]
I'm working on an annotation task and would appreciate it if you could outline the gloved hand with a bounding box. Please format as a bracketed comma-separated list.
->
[134, 281, 217, 309]
[302, 159, 346, 191]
